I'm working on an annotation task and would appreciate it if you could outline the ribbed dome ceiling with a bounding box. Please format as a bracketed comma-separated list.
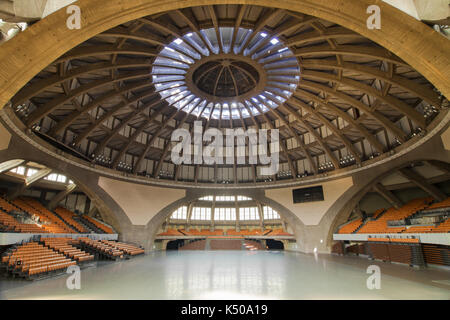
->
[193, 58, 260, 97]
[10, 4, 445, 185]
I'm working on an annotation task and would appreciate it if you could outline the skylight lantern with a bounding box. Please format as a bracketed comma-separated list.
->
[270, 38, 279, 45]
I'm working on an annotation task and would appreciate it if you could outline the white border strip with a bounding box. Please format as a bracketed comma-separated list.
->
[333, 233, 450, 246]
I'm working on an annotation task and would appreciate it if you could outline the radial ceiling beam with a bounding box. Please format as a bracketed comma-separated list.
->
[257, 93, 317, 173]
[230, 4, 247, 50]
[286, 26, 360, 47]
[293, 88, 385, 153]
[51, 84, 157, 138]
[234, 99, 258, 182]
[138, 17, 204, 57]
[175, 9, 214, 53]
[299, 60, 441, 107]
[112, 96, 199, 169]
[298, 81, 407, 142]
[291, 45, 408, 67]
[208, 6, 224, 53]
[271, 107, 317, 174]
[92, 88, 190, 156]
[301, 70, 426, 127]
[399, 167, 446, 202]
[292, 114, 340, 169]
[11, 60, 153, 108]
[286, 97, 362, 164]
[152, 140, 173, 178]
[236, 8, 284, 54]
[249, 16, 317, 56]
[55, 45, 161, 64]
[25, 71, 151, 127]
[72, 90, 159, 146]
[102, 28, 197, 60]
[247, 99, 297, 178]
[261, 89, 339, 168]
[134, 103, 193, 175]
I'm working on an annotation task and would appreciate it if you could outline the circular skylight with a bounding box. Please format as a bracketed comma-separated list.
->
[152, 27, 300, 120]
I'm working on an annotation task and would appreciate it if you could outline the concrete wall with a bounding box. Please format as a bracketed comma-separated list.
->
[98, 177, 185, 226]
[265, 177, 353, 225]
[359, 193, 391, 214]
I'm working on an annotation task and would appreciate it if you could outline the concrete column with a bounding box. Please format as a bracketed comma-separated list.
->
[186, 202, 193, 231]
[280, 219, 287, 231]
[234, 198, 240, 232]
[261, 239, 267, 250]
[163, 217, 170, 232]
[210, 199, 215, 231]
[256, 202, 264, 230]
[87, 206, 98, 218]
[120, 225, 149, 252]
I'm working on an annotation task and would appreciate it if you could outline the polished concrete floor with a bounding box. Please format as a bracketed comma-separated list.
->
[0, 250, 449, 300]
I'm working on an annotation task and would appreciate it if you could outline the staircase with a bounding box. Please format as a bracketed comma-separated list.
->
[72, 216, 95, 233]
[78, 216, 105, 234]
[52, 210, 79, 233]
[352, 209, 388, 233]
[352, 222, 366, 234]
[373, 209, 387, 220]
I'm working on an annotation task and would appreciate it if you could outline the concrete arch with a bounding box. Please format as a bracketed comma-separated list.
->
[0, 0, 449, 253]
[0, 128, 134, 234]
[143, 194, 199, 250]
[144, 189, 306, 250]
[143, 126, 450, 253]
[0, 0, 448, 115]
[325, 158, 450, 249]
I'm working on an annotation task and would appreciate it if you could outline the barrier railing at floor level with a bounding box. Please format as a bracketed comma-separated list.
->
[0, 233, 118, 246]
[333, 233, 450, 246]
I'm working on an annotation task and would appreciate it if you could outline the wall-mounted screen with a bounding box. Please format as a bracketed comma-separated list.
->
[292, 186, 324, 203]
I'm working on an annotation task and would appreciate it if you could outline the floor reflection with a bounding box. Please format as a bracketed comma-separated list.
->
[0, 250, 448, 300]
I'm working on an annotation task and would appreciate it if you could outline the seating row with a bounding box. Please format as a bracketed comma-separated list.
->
[1, 242, 76, 277]
[339, 197, 450, 234]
